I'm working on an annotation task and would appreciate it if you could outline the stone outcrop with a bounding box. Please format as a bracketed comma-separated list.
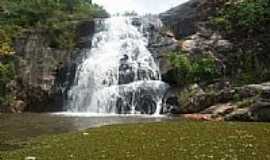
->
[131, 16, 179, 77]
[160, 0, 224, 39]
[7, 20, 95, 112]
[165, 82, 270, 122]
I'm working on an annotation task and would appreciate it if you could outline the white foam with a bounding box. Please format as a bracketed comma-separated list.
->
[51, 112, 165, 118]
[67, 17, 168, 115]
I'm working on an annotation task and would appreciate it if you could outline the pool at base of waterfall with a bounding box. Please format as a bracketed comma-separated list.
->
[52, 112, 166, 117]
[0, 113, 174, 150]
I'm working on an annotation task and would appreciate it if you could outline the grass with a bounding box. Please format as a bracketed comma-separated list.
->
[0, 121, 270, 160]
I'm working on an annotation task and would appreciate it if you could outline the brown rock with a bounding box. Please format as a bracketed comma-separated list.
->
[201, 103, 236, 116]
[182, 40, 197, 52]
[10, 100, 26, 113]
[183, 114, 223, 121]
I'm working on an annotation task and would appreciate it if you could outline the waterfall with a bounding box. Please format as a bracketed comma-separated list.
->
[67, 17, 168, 115]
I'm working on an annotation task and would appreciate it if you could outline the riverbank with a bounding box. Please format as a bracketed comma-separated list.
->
[1, 120, 270, 160]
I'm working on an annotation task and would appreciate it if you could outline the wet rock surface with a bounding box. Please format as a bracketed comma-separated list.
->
[131, 16, 179, 75]
[113, 81, 169, 114]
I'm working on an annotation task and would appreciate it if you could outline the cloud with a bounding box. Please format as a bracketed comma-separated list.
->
[93, 0, 189, 14]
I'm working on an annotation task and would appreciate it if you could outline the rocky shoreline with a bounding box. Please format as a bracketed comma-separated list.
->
[157, 0, 270, 122]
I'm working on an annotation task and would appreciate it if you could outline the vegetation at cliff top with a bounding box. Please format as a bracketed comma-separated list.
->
[212, 0, 270, 34]
[0, 0, 108, 55]
[0, 121, 270, 160]
[0, 0, 108, 107]
[210, 0, 270, 85]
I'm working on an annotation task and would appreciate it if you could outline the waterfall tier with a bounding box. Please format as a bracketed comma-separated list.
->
[67, 17, 168, 115]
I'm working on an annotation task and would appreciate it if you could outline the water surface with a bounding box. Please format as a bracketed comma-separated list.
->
[0, 112, 174, 151]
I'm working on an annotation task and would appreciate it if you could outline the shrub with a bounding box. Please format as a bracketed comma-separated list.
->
[0, 0, 108, 50]
[0, 60, 15, 105]
[167, 51, 220, 86]
[212, 0, 270, 33]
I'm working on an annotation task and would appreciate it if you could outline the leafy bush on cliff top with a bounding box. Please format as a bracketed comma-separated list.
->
[212, 0, 270, 33]
[0, 0, 108, 52]
[210, 0, 270, 85]
[0, 0, 108, 105]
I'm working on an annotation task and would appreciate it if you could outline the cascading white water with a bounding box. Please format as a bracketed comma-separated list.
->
[67, 17, 168, 115]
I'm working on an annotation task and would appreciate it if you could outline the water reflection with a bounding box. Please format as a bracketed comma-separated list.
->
[0, 113, 174, 143]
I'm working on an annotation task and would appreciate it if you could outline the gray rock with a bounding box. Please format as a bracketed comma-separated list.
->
[225, 108, 253, 121]
[215, 40, 233, 52]
[131, 16, 179, 77]
[250, 101, 270, 122]
[12, 20, 95, 112]
[210, 33, 223, 41]
[162, 88, 181, 114]
[160, 0, 221, 38]
[131, 17, 142, 27]
[201, 103, 236, 116]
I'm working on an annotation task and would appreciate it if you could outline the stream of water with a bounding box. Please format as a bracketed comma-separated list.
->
[67, 17, 168, 116]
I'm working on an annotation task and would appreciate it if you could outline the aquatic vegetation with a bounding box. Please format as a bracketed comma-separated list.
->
[1, 121, 270, 160]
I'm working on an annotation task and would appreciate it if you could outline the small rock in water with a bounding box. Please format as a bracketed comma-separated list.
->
[83, 132, 89, 136]
[25, 156, 36, 160]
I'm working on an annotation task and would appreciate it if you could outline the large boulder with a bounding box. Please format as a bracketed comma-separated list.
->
[224, 108, 253, 122]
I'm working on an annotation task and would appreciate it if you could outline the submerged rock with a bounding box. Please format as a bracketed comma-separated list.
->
[25, 156, 36, 160]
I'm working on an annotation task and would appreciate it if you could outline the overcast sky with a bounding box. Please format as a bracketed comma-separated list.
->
[93, 0, 189, 14]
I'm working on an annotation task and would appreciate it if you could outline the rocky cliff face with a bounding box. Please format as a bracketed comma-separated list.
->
[160, 0, 224, 39]
[158, 0, 270, 122]
[7, 21, 95, 112]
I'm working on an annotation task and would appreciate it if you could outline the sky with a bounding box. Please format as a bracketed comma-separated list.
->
[93, 0, 189, 14]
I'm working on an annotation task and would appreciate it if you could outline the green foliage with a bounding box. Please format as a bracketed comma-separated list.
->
[1, 121, 270, 160]
[0, 60, 15, 105]
[0, 29, 14, 56]
[212, 0, 270, 33]
[0, 24, 22, 56]
[168, 51, 220, 86]
[0, 0, 108, 50]
[0, 0, 108, 106]
[229, 50, 270, 86]
[46, 22, 76, 49]
[210, 0, 270, 85]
